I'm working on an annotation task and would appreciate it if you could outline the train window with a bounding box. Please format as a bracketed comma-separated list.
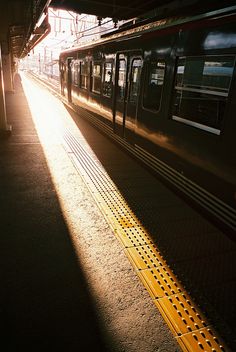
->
[129, 59, 142, 103]
[103, 62, 112, 97]
[143, 60, 166, 111]
[172, 55, 235, 134]
[117, 59, 126, 101]
[72, 60, 79, 86]
[80, 61, 88, 89]
[91, 62, 102, 94]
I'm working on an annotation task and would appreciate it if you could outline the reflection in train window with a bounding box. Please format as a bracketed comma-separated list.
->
[103, 62, 112, 97]
[143, 60, 166, 111]
[117, 59, 126, 101]
[71, 60, 79, 86]
[91, 62, 102, 94]
[172, 55, 235, 134]
[80, 61, 88, 89]
[129, 58, 142, 103]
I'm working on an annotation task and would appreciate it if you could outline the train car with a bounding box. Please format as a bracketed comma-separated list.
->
[59, 5, 236, 236]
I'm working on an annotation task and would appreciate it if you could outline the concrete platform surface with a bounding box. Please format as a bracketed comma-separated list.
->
[0, 74, 181, 351]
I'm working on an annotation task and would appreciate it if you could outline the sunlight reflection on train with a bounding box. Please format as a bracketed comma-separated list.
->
[204, 31, 236, 49]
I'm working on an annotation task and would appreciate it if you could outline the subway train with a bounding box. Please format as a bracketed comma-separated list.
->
[59, 5, 236, 236]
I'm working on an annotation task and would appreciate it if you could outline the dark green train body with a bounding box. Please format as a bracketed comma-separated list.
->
[59, 6, 236, 235]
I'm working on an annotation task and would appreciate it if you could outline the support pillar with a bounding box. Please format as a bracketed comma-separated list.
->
[0, 44, 11, 134]
[2, 53, 14, 92]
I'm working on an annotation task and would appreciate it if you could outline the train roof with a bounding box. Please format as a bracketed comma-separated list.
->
[59, 4, 236, 57]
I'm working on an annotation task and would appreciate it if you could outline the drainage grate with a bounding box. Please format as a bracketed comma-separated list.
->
[61, 128, 230, 352]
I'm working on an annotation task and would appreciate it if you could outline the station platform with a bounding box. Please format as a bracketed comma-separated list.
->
[0, 73, 235, 351]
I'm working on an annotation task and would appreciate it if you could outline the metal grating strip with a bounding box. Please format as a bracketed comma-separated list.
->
[135, 145, 236, 232]
[60, 128, 230, 352]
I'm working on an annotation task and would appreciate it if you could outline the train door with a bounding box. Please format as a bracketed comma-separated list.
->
[59, 61, 65, 96]
[66, 57, 72, 102]
[114, 52, 142, 141]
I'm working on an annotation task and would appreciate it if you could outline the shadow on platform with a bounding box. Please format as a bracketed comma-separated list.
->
[0, 75, 109, 351]
[63, 102, 236, 351]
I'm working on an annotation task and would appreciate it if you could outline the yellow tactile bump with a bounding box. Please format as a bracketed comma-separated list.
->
[62, 128, 230, 352]
[124, 244, 166, 270]
[92, 190, 129, 208]
[155, 292, 208, 335]
[93, 181, 117, 193]
[115, 226, 153, 248]
[138, 267, 184, 299]
[177, 327, 229, 352]
[90, 190, 120, 206]
[107, 204, 136, 217]
[109, 214, 141, 229]
[90, 191, 129, 211]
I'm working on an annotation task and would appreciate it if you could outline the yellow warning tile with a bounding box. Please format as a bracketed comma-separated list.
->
[138, 267, 183, 299]
[91, 189, 119, 201]
[155, 292, 207, 336]
[107, 215, 135, 229]
[62, 127, 230, 352]
[125, 245, 166, 270]
[118, 216, 137, 228]
[115, 227, 153, 248]
[177, 327, 228, 352]
[92, 195, 127, 215]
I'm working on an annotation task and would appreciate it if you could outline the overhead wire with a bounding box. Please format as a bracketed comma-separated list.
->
[45, 0, 162, 50]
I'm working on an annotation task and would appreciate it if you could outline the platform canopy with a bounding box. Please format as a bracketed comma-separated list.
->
[49, 0, 174, 20]
[0, 1, 51, 58]
[49, 0, 236, 20]
[0, 0, 235, 59]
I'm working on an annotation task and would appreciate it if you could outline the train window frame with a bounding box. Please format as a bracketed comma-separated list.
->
[142, 59, 166, 112]
[171, 55, 235, 135]
[102, 61, 113, 98]
[80, 60, 88, 90]
[91, 61, 102, 94]
[60, 62, 66, 81]
[129, 57, 142, 104]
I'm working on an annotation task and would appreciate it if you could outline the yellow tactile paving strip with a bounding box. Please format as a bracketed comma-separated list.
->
[62, 129, 229, 351]
[124, 245, 165, 270]
[177, 327, 227, 352]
